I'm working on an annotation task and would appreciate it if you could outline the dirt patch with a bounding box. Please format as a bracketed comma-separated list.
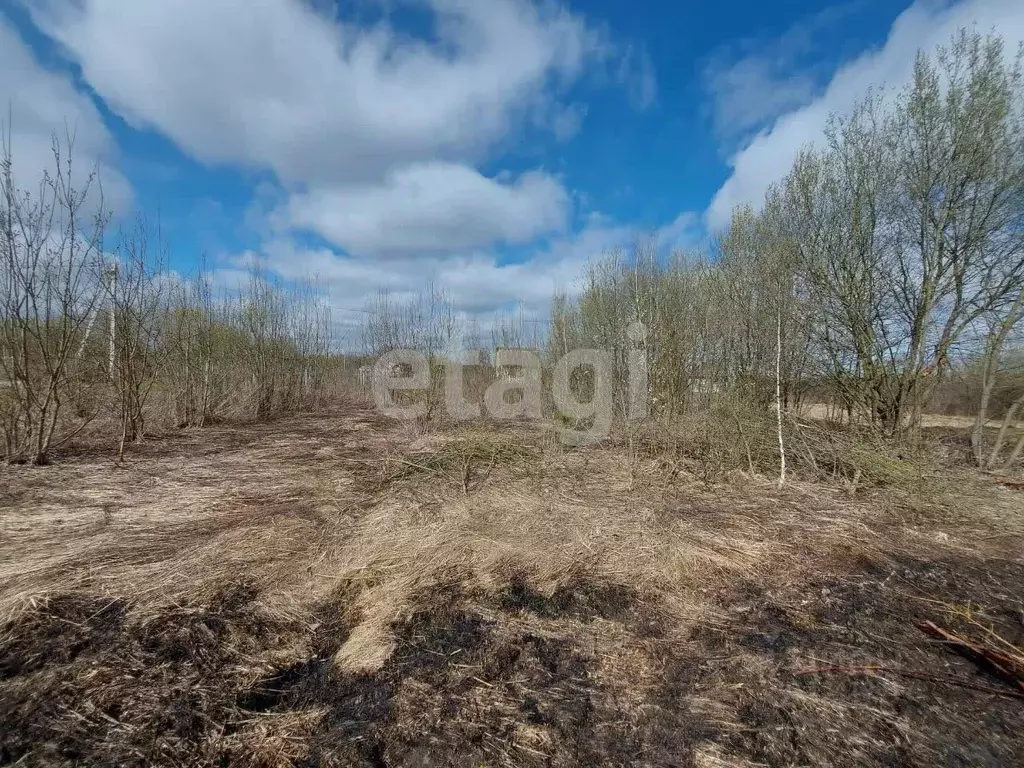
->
[692, 552, 1024, 767]
[236, 581, 710, 767]
[0, 595, 129, 678]
[497, 573, 636, 620]
[0, 580, 301, 766]
[0, 572, 707, 767]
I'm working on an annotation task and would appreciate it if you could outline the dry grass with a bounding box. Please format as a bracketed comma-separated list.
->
[1, 402, 1022, 766]
[798, 401, 1024, 430]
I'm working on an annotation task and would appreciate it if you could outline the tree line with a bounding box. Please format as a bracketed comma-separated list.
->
[357, 30, 1024, 472]
[549, 30, 1024, 470]
[0, 137, 333, 465]
[6, 29, 1023, 471]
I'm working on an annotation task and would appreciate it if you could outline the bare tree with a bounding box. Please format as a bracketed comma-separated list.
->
[0, 130, 108, 464]
[361, 283, 460, 359]
[109, 217, 166, 459]
[782, 31, 1024, 435]
[972, 288, 1024, 468]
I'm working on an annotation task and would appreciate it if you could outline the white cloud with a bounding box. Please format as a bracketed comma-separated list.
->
[241, 216, 634, 323]
[286, 162, 569, 256]
[706, 0, 1024, 231]
[616, 43, 657, 111]
[704, 57, 818, 143]
[656, 211, 703, 253]
[546, 102, 589, 142]
[28, 0, 598, 181]
[23, 0, 643, 254]
[701, 3, 862, 144]
[0, 16, 131, 215]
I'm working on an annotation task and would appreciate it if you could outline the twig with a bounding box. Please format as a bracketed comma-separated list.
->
[387, 457, 446, 475]
[793, 664, 1024, 699]
[917, 620, 1024, 693]
[988, 474, 1024, 490]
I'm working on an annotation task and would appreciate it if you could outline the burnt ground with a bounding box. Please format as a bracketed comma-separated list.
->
[0, 405, 1022, 766]
[704, 552, 1023, 767]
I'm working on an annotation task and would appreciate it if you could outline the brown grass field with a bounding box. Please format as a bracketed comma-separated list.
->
[1, 400, 1022, 766]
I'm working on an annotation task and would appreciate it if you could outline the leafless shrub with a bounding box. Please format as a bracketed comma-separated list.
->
[0, 130, 108, 464]
[0, 133, 338, 461]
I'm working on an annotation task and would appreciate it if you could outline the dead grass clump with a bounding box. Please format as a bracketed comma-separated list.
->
[380, 425, 540, 491]
[629, 410, 945, 498]
[786, 420, 939, 491]
[217, 709, 328, 768]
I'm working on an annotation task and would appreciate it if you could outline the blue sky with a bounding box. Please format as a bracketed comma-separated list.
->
[4, 0, 1024, 340]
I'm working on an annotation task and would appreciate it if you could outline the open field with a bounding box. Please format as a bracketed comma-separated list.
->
[796, 403, 1024, 432]
[1, 402, 1023, 767]
[4, 6, 1024, 767]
